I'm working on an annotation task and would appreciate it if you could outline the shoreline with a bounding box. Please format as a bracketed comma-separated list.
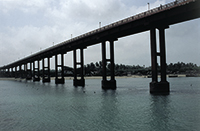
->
[0, 74, 199, 81]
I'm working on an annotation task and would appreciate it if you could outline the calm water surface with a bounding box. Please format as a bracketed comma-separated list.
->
[0, 77, 200, 131]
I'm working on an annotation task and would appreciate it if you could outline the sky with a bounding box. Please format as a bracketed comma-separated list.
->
[0, 0, 199, 68]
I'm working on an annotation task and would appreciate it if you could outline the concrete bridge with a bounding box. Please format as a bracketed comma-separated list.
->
[0, 0, 200, 94]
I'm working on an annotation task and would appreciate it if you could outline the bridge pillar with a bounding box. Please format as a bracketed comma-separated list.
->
[15, 66, 18, 78]
[0, 69, 1, 77]
[3, 69, 6, 77]
[150, 27, 169, 94]
[7, 68, 10, 77]
[26, 63, 32, 80]
[1, 69, 4, 77]
[23, 63, 27, 79]
[19, 65, 23, 79]
[73, 48, 85, 87]
[11, 67, 14, 77]
[33, 60, 40, 82]
[8, 68, 11, 77]
[55, 54, 65, 84]
[0, 69, 4, 77]
[42, 58, 51, 83]
[10, 68, 13, 77]
[2, 69, 5, 77]
[101, 40, 117, 90]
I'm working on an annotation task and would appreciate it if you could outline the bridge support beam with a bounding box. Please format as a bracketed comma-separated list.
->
[101, 40, 117, 90]
[42, 58, 51, 83]
[55, 54, 65, 84]
[73, 48, 85, 87]
[33, 60, 40, 82]
[150, 27, 169, 94]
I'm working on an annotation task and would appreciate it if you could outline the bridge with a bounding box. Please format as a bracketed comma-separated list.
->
[0, 0, 200, 94]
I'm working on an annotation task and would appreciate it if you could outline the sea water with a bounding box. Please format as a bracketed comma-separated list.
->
[0, 77, 200, 131]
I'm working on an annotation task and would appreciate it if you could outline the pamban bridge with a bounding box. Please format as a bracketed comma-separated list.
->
[0, 0, 200, 94]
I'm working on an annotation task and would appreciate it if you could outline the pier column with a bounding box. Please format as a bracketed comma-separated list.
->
[23, 63, 27, 79]
[10, 68, 13, 77]
[149, 27, 169, 94]
[42, 58, 51, 83]
[73, 48, 85, 87]
[0, 69, 1, 77]
[15, 66, 17, 78]
[1, 69, 4, 77]
[4, 69, 6, 77]
[159, 27, 168, 82]
[33, 60, 40, 82]
[101, 39, 117, 90]
[26, 63, 32, 80]
[8, 68, 10, 77]
[19, 65, 22, 78]
[11, 67, 14, 77]
[2, 69, 5, 77]
[55, 54, 65, 84]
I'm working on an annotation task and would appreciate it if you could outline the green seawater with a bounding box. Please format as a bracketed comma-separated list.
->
[0, 77, 200, 131]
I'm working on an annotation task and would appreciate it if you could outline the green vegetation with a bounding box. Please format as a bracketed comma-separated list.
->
[1, 62, 200, 77]
[83, 61, 200, 76]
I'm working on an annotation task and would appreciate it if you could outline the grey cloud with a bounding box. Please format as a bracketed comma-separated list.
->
[0, 0, 199, 67]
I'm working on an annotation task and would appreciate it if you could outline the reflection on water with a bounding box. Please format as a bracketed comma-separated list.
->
[0, 77, 200, 131]
[149, 95, 171, 131]
[99, 90, 119, 130]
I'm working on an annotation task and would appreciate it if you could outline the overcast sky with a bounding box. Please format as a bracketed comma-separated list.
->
[0, 0, 199, 68]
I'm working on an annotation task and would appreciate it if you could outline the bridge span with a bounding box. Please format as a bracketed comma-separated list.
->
[0, 0, 200, 94]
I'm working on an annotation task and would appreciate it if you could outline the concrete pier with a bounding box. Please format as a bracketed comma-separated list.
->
[33, 60, 40, 82]
[26, 63, 32, 80]
[42, 58, 51, 83]
[150, 27, 170, 94]
[101, 40, 117, 90]
[73, 48, 85, 87]
[55, 54, 65, 84]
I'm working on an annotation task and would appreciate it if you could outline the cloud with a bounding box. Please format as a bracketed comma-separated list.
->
[0, 0, 199, 68]
[0, 0, 50, 13]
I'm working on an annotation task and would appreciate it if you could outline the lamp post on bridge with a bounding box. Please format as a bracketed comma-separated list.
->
[148, 3, 150, 10]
